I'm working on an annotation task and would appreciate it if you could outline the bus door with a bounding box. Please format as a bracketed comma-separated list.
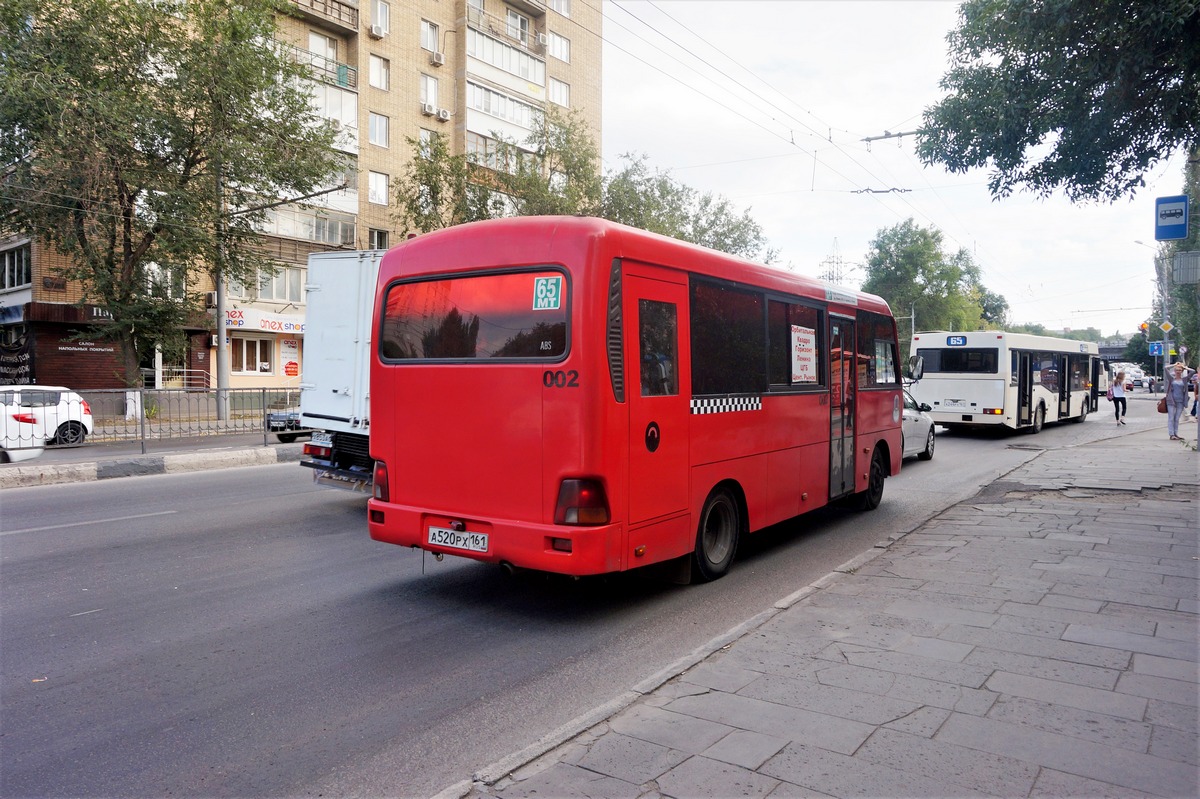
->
[624, 269, 690, 527]
[1058, 354, 1070, 419]
[1017, 352, 1033, 425]
[829, 316, 855, 498]
[1090, 356, 1102, 412]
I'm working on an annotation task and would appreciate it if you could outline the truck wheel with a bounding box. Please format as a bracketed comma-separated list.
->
[277, 433, 299, 443]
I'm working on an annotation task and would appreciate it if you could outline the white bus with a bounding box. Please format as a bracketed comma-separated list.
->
[909, 331, 1101, 433]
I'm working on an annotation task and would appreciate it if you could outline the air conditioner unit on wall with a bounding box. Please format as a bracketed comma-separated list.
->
[436, 108, 451, 122]
[204, 291, 217, 308]
[368, 24, 386, 39]
[537, 32, 548, 46]
[420, 102, 437, 116]
[430, 51, 445, 67]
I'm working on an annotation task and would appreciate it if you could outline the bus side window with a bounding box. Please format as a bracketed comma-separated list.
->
[639, 300, 678, 397]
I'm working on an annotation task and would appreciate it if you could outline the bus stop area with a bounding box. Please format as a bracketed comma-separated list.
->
[453, 426, 1197, 799]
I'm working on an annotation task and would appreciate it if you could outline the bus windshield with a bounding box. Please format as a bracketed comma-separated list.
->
[916, 347, 998, 373]
[379, 269, 569, 360]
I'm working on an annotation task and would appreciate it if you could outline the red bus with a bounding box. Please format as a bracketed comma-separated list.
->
[367, 217, 903, 581]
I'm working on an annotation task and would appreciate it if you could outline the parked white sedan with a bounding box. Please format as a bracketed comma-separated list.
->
[0, 401, 47, 463]
[902, 389, 935, 461]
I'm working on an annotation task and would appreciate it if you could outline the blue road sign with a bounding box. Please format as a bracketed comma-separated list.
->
[1155, 195, 1188, 240]
[1149, 341, 1163, 356]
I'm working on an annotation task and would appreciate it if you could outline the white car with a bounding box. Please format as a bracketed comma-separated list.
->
[0, 401, 47, 463]
[902, 389, 935, 461]
[0, 385, 94, 446]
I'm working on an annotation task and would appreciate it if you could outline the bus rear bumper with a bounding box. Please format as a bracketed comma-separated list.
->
[367, 501, 622, 576]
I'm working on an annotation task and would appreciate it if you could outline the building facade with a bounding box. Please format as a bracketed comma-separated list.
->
[0, 0, 602, 389]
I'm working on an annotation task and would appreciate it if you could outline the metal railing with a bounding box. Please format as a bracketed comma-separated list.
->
[72, 387, 307, 453]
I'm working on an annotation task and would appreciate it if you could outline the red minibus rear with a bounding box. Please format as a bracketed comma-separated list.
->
[367, 217, 902, 580]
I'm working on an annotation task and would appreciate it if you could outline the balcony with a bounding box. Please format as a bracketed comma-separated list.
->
[467, 6, 546, 55]
[281, 42, 358, 89]
[289, 0, 358, 35]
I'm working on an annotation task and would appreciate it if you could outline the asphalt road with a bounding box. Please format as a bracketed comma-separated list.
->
[0, 411, 1144, 797]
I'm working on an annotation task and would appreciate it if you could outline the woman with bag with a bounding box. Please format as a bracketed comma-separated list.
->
[1163, 362, 1190, 440]
[1111, 371, 1127, 425]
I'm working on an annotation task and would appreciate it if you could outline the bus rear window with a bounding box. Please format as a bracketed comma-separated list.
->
[379, 269, 568, 360]
[917, 347, 998, 373]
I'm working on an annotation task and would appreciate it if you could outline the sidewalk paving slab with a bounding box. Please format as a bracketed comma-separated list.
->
[461, 429, 1198, 799]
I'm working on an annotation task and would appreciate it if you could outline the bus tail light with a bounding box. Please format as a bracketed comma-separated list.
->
[555, 479, 609, 525]
[373, 461, 389, 502]
[982, 408, 1003, 415]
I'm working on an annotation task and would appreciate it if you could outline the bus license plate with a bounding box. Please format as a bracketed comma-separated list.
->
[428, 526, 489, 553]
[944, 399, 966, 409]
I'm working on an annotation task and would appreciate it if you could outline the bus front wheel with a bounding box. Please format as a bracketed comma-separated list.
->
[693, 487, 740, 581]
[852, 447, 887, 511]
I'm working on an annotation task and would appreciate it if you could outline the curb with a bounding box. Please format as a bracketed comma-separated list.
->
[0, 445, 305, 489]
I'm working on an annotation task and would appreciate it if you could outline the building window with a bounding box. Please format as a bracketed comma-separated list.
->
[506, 10, 530, 45]
[143, 262, 183, 300]
[420, 73, 438, 108]
[369, 54, 389, 90]
[466, 29, 546, 84]
[257, 265, 304, 303]
[369, 229, 389, 250]
[309, 81, 358, 130]
[549, 77, 570, 107]
[0, 244, 32, 291]
[369, 171, 389, 205]
[419, 128, 440, 158]
[548, 0, 570, 17]
[368, 112, 389, 147]
[548, 32, 570, 62]
[372, 0, 390, 34]
[420, 19, 439, 52]
[231, 337, 274, 374]
[467, 81, 536, 128]
[258, 205, 355, 246]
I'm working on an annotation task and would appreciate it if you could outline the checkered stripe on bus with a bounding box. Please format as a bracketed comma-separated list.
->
[690, 397, 763, 415]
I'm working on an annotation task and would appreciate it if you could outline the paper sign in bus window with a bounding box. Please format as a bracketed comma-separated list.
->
[791, 325, 817, 383]
[533, 276, 563, 310]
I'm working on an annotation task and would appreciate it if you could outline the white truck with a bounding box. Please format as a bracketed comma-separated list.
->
[298, 249, 385, 491]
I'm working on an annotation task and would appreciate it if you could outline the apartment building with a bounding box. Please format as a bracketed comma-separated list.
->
[0, 0, 602, 389]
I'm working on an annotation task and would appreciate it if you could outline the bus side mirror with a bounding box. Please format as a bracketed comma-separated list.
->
[907, 354, 924, 381]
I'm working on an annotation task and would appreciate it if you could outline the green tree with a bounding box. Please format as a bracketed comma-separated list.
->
[392, 132, 501, 235]
[494, 109, 604, 217]
[861, 219, 1003, 355]
[393, 123, 776, 263]
[0, 0, 342, 384]
[602, 154, 777, 263]
[917, 0, 1200, 201]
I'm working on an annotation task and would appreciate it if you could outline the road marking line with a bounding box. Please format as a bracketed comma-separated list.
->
[1, 510, 178, 536]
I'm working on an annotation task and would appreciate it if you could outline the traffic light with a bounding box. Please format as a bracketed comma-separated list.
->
[1140, 322, 1149, 338]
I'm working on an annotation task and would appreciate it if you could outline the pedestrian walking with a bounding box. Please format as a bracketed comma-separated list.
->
[1111, 370, 1128, 425]
[1163, 362, 1190, 440]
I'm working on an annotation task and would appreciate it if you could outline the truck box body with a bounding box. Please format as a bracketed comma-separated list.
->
[299, 250, 384, 489]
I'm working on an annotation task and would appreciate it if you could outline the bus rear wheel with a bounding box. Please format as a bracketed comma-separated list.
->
[852, 447, 887, 511]
[1029, 405, 1045, 434]
[693, 487, 739, 581]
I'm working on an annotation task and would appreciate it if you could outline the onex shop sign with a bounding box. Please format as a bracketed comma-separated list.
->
[223, 308, 306, 334]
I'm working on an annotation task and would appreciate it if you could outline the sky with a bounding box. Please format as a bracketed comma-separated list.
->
[598, 0, 1190, 340]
